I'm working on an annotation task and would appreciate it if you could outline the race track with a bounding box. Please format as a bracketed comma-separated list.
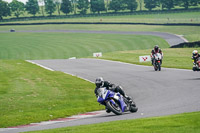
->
[3, 58, 200, 133]
[0, 30, 197, 133]
[0, 30, 187, 46]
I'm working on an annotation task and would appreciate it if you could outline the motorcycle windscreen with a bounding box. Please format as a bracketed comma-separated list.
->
[97, 89, 111, 104]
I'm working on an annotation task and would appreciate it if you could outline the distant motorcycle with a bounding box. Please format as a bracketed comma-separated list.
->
[97, 87, 138, 115]
[192, 58, 200, 71]
[153, 53, 162, 71]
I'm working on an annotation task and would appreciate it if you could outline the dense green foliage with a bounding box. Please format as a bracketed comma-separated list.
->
[77, 0, 89, 15]
[9, 0, 24, 18]
[109, 0, 125, 12]
[44, 0, 56, 16]
[1, 0, 200, 19]
[160, 0, 174, 10]
[126, 0, 138, 12]
[60, 0, 72, 15]
[0, 0, 10, 19]
[26, 0, 39, 16]
[90, 0, 105, 14]
[144, 0, 158, 11]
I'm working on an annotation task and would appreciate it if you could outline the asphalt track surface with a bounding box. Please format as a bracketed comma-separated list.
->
[1, 31, 199, 133]
[3, 59, 200, 133]
[0, 30, 187, 46]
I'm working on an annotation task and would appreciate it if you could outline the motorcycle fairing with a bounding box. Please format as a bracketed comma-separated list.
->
[97, 88, 127, 112]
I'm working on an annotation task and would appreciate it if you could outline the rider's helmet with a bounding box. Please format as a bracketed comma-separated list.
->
[154, 45, 159, 52]
[193, 50, 198, 57]
[95, 77, 104, 87]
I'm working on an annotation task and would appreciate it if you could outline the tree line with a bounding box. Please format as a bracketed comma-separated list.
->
[0, 0, 200, 20]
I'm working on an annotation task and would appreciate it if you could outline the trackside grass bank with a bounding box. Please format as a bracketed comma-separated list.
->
[0, 60, 103, 128]
[0, 24, 199, 42]
[99, 48, 200, 70]
[26, 111, 200, 133]
[0, 33, 169, 60]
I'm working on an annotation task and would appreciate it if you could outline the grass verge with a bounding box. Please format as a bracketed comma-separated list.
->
[99, 48, 200, 69]
[0, 33, 169, 60]
[0, 60, 103, 128]
[2, 11, 200, 24]
[0, 24, 199, 42]
[26, 111, 200, 133]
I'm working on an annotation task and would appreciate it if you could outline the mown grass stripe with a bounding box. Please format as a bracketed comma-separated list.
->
[0, 33, 169, 60]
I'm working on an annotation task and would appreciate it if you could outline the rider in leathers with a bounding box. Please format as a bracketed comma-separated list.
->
[192, 50, 200, 64]
[94, 77, 132, 113]
[151, 45, 163, 65]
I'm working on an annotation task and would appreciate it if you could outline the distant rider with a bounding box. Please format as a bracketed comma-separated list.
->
[192, 50, 200, 64]
[151, 45, 163, 65]
[94, 77, 132, 113]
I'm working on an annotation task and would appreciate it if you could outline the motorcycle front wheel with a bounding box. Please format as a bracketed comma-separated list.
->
[154, 65, 157, 71]
[193, 67, 196, 71]
[158, 63, 161, 71]
[106, 100, 122, 115]
[130, 106, 138, 113]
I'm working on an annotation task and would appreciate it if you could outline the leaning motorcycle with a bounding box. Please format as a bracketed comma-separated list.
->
[192, 58, 200, 71]
[153, 53, 162, 71]
[97, 87, 138, 115]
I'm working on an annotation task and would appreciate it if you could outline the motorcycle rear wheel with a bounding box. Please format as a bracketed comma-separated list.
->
[106, 101, 122, 115]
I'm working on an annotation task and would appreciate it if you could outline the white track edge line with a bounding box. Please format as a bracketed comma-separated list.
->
[26, 60, 54, 71]
[25, 60, 94, 83]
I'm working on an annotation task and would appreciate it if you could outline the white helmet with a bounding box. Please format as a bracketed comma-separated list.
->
[95, 77, 104, 87]
[193, 50, 198, 56]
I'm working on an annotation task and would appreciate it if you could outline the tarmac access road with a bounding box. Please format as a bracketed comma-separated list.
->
[3, 58, 200, 133]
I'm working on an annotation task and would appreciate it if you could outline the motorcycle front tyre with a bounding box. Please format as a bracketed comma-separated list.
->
[158, 63, 161, 71]
[130, 106, 138, 113]
[154, 65, 157, 71]
[106, 100, 122, 115]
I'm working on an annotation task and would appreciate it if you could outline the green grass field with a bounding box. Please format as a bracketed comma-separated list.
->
[0, 60, 103, 128]
[0, 32, 169, 60]
[26, 111, 200, 133]
[0, 11, 200, 129]
[0, 24, 200, 42]
[2, 11, 200, 24]
[99, 48, 200, 69]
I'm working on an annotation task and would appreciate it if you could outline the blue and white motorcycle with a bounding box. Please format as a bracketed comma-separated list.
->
[97, 87, 138, 115]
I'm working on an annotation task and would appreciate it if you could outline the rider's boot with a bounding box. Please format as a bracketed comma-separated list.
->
[125, 95, 133, 103]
